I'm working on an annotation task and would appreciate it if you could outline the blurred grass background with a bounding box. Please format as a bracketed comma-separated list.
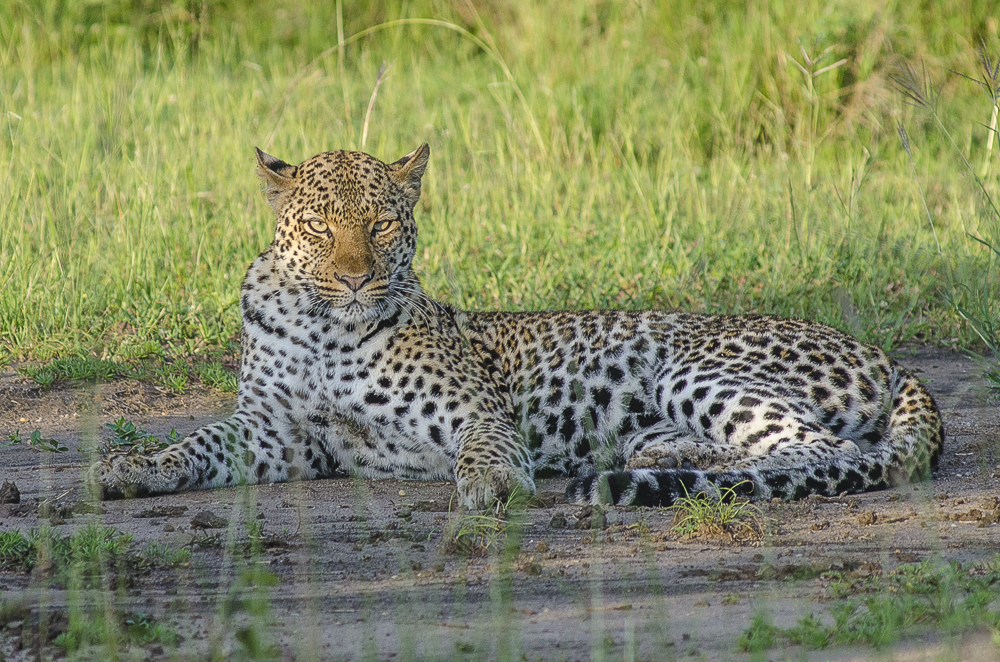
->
[1, 0, 999, 373]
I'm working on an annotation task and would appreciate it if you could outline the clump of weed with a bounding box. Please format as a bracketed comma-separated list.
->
[442, 510, 508, 555]
[53, 610, 179, 653]
[3, 429, 68, 453]
[138, 355, 239, 393]
[236, 518, 292, 557]
[18, 524, 135, 584]
[441, 489, 532, 556]
[138, 541, 191, 568]
[667, 481, 763, 544]
[737, 611, 779, 653]
[0, 530, 31, 566]
[101, 417, 181, 455]
[121, 612, 180, 646]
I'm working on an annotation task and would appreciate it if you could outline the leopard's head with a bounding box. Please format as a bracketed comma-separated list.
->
[254, 144, 429, 323]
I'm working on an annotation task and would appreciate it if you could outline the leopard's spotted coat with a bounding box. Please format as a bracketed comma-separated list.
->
[93, 145, 944, 508]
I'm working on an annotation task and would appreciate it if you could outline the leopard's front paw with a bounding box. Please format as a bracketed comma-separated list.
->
[455, 465, 535, 510]
[88, 452, 192, 500]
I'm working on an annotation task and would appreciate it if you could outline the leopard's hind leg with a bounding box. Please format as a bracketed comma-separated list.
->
[572, 414, 899, 507]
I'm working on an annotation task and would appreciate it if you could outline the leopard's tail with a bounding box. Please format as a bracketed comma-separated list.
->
[565, 467, 770, 507]
[566, 365, 944, 507]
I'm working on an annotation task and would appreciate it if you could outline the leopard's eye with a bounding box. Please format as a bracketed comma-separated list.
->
[305, 220, 329, 235]
[371, 218, 396, 235]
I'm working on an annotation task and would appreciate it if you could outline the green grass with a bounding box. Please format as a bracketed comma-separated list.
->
[740, 558, 1000, 652]
[0, 523, 190, 578]
[16, 353, 239, 391]
[0, 523, 187, 656]
[0, 0, 998, 371]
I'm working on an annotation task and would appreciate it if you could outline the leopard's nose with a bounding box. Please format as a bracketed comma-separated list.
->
[335, 273, 372, 292]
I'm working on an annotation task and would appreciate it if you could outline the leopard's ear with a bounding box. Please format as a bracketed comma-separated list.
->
[255, 147, 296, 211]
[389, 143, 430, 204]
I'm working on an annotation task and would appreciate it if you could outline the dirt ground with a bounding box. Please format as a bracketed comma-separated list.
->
[0, 346, 998, 661]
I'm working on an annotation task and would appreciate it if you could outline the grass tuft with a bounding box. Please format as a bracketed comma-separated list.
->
[441, 488, 532, 556]
[667, 481, 763, 544]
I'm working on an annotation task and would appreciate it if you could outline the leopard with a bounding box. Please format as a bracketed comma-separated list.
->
[92, 144, 944, 509]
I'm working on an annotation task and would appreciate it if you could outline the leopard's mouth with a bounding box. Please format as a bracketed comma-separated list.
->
[313, 284, 376, 305]
[306, 273, 402, 323]
[311, 289, 393, 324]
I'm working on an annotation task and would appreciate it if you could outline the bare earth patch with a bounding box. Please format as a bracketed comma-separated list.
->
[0, 347, 998, 661]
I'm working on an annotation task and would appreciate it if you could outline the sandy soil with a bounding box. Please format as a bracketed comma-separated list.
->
[0, 347, 998, 661]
